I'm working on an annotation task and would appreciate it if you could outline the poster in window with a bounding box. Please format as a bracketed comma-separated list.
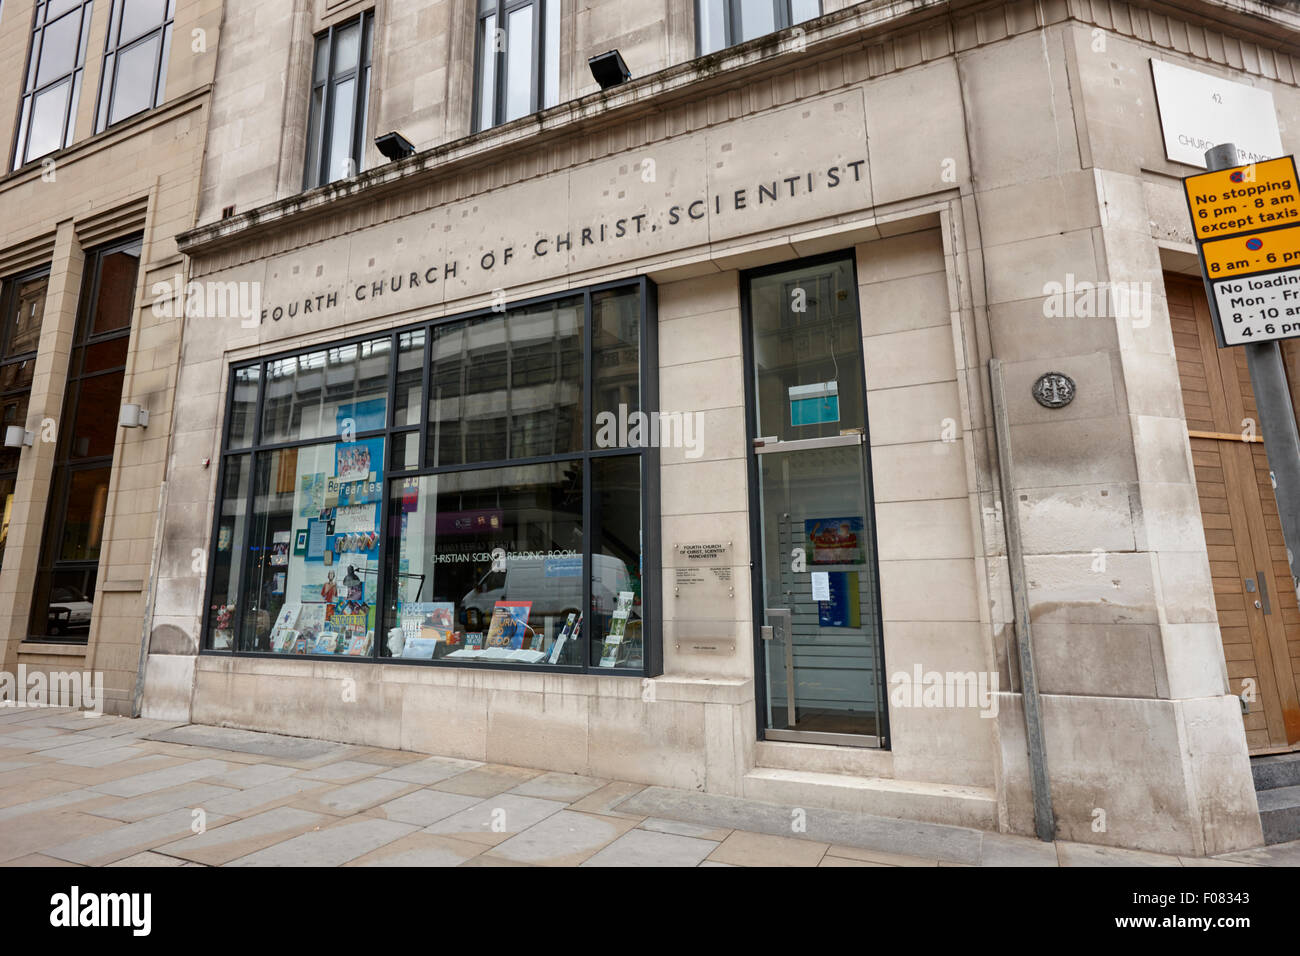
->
[816, 572, 861, 628]
[336, 441, 374, 482]
[804, 517, 865, 566]
[337, 478, 382, 507]
[306, 518, 327, 560]
[270, 531, 291, 566]
[335, 503, 376, 535]
[341, 565, 365, 605]
[298, 473, 326, 517]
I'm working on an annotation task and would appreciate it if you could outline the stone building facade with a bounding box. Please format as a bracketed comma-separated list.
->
[139, 0, 1300, 855]
[0, 0, 221, 717]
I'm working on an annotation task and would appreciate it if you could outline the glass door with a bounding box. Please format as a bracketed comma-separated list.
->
[746, 255, 887, 747]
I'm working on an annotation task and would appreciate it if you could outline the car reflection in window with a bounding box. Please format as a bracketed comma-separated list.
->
[48, 585, 93, 637]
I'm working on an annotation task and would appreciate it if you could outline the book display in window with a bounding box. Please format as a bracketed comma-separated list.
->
[485, 601, 532, 650]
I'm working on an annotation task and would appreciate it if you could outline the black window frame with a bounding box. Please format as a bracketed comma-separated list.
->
[12, 0, 96, 170]
[202, 276, 662, 678]
[94, 0, 175, 133]
[303, 10, 374, 191]
[695, 0, 821, 55]
[473, 0, 559, 133]
[27, 234, 143, 643]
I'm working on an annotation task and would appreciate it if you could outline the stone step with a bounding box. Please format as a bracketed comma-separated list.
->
[742, 766, 997, 830]
[1251, 752, 1300, 792]
[754, 739, 894, 778]
[1257, 784, 1300, 846]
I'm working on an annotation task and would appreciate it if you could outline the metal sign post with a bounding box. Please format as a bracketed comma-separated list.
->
[1189, 143, 1300, 604]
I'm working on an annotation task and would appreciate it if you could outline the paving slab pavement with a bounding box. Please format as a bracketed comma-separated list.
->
[0, 714, 1292, 867]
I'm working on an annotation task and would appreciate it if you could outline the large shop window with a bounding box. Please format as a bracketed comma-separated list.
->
[474, 0, 560, 132]
[94, 0, 174, 131]
[697, 0, 820, 55]
[0, 269, 49, 572]
[29, 237, 141, 641]
[206, 280, 660, 676]
[304, 11, 374, 190]
[13, 0, 96, 168]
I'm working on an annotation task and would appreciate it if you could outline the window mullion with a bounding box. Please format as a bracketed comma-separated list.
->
[493, 0, 507, 126]
[104, 54, 120, 131]
[149, 27, 164, 108]
[320, 27, 338, 187]
[352, 13, 370, 176]
[314, 32, 330, 188]
[582, 288, 593, 669]
[67, 2, 89, 143]
[530, 0, 541, 116]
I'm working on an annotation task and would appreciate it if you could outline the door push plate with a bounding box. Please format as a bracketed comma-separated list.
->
[761, 625, 774, 641]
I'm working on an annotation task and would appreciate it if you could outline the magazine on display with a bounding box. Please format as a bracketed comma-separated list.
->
[549, 612, 582, 665]
[345, 630, 374, 656]
[273, 629, 300, 654]
[269, 602, 301, 651]
[485, 601, 532, 649]
[401, 636, 440, 659]
[400, 602, 456, 649]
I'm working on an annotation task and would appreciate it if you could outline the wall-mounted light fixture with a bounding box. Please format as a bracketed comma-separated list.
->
[3, 426, 33, 448]
[119, 403, 150, 429]
[375, 131, 416, 161]
[589, 50, 631, 90]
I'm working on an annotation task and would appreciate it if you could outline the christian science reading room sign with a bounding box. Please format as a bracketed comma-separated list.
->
[1183, 155, 1300, 347]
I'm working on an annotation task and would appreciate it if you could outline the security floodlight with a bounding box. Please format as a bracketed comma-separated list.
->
[375, 131, 416, 161]
[589, 50, 631, 90]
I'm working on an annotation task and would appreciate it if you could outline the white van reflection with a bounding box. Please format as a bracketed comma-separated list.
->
[48, 585, 93, 636]
[462, 554, 632, 626]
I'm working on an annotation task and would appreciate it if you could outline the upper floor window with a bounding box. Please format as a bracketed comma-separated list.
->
[304, 11, 373, 190]
[697, 0, 820, 54]
[13, 0, 96, 168]
[95, 0, 174, 131]
[474, 0, 559, 132]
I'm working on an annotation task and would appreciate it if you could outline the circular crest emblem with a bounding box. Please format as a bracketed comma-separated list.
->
[1032, 372, 1076, 409]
